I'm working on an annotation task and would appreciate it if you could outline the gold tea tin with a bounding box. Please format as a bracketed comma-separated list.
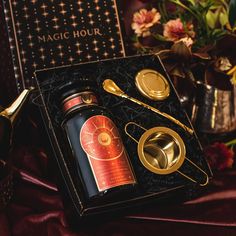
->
[135, 69, 170, 101]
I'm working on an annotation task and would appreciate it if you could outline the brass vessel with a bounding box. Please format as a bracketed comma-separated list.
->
[0, 88, 34, 156]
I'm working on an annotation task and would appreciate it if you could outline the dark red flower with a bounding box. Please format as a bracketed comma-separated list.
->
[204, 142, 234, 171]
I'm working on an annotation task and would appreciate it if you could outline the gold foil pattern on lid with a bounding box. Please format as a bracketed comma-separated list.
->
[135, 69, 170, 101]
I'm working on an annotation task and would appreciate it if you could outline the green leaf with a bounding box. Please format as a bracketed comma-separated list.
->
[131, 34, 138, 42]
[219, 11, 229, 27]
[211, 28, 227, 38]
[186, 0, 195, 6]
[152, 33, 168, 41]
[206, 10, 218, 28]
[229, 0, 236, 28]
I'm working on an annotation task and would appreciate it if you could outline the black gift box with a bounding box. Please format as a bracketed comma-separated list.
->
[35, 54, 212, 222]
[2, 0, 127, 90]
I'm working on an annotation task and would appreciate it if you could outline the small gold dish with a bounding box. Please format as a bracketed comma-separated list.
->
[125, 122, 209, 186]
[135, 69, 170, 101]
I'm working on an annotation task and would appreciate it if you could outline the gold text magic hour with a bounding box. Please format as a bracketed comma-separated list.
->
[37, 28, 102, 43]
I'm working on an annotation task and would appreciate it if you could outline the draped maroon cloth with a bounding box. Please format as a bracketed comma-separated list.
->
[1, 108, 236, 236]
[1, 106, 236, 236]
[1, 1, 236, 235]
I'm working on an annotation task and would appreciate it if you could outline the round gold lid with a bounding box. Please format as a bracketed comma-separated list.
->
[135, 69, 170, 101]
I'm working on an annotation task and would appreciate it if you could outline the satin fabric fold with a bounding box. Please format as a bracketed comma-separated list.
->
[127, 171, 236, 227]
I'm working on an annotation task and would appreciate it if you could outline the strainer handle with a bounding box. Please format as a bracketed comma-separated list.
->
[177, 157, 209, 186]
[125, 122, 147, 144]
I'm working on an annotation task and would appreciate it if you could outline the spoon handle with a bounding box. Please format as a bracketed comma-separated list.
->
[125, 95, 193, 135]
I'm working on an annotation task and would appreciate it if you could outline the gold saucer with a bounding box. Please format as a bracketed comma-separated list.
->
[135, 69, 170, 101]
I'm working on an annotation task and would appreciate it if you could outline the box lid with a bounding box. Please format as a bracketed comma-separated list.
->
[2, 0, 126, 90]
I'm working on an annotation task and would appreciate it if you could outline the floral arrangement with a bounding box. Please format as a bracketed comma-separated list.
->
[130, 0, 236, 88]
[130, 0, 236, 171]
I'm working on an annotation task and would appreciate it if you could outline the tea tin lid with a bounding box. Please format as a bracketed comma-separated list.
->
[135, 69, 170, 101]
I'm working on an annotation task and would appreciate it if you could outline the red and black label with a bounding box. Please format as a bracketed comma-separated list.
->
[80, 115, 136, 191]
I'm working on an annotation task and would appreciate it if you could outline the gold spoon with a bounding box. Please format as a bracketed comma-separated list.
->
[102, 79, 193, 135]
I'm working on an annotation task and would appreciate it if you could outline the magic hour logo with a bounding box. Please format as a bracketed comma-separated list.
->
[37, 28, 102, 43]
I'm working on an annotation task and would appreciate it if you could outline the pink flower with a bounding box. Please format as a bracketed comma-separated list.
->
[204, 142, 234, 171]
[163, 18, 195, 44]
[131, 8, 161, 37]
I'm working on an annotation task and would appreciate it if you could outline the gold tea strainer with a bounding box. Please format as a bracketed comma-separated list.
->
[125, 122, 209, 186]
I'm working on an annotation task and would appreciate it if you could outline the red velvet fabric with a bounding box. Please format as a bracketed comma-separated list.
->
[1, 1, 236, 235]
[0, 103, 235, 236]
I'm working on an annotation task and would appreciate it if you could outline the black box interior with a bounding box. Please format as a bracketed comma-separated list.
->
[35, 54, 212, 221]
